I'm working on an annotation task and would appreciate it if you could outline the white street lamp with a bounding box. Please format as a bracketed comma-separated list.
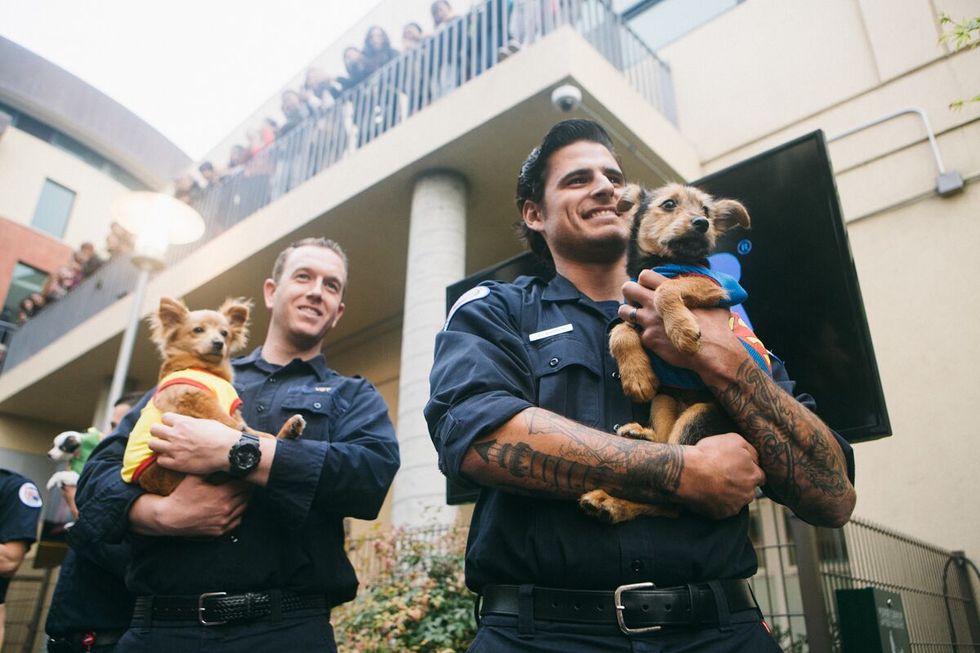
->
[102, 192, 205, 431]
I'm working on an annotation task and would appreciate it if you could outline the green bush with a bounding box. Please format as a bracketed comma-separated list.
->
[334, 526, 476, 653]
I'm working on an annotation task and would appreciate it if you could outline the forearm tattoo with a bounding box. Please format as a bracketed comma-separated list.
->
[472, 409, 683, 502]
[715, 359, 850, 507]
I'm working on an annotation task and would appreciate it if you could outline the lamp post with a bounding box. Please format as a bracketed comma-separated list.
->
[102, 192, 205, 431]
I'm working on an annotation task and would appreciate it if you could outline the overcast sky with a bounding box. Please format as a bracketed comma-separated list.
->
[0, 0, 376, 159]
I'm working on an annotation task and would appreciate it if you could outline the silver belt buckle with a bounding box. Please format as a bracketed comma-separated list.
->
[614, 582, 662, 635]
[198, 591, 228, 626]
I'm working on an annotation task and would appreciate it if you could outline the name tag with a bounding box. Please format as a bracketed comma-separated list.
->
[529, 323, 573, 342]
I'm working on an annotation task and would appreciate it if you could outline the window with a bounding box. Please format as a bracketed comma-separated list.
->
[31, 179, 76, 238]
[2, 262, 47, 322]
[617, 0, 743, 51]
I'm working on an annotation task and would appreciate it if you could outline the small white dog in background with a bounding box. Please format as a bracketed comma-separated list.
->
[46, 428, 101, 491]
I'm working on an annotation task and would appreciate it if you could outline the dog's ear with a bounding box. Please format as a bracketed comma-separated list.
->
[617, 183, 642, 214]
[712, 199, 750, 232]
[220, 297, 252, 352]
[149, 297, 189, 350]
[158, 297, 189, 329]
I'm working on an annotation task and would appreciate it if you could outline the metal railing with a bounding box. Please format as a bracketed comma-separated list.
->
[2, 0, 674, 375]
[5, 506, 977, 651]
[339, 502, 980, 653]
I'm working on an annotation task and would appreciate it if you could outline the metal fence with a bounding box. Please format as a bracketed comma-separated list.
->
[3, 507, 977, 651]
[341, 502, 980, 652]
[2, 569, 54, 653]
[3, 0, 675, 375]
[748, 499, 980, 652]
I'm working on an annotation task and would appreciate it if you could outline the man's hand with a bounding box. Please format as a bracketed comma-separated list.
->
[148, 413, 239, 476]
[620, 270, 744, 381]
[128, 475, 251, 537]
[60, 484, 79, 521]
[677, 434, 765, 519]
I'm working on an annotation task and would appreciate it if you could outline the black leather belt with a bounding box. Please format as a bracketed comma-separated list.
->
[133, 591, 328, 626]
[480, 579, 758, 634]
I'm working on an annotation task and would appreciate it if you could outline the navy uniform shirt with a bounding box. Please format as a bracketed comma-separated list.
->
[46, 433, 135, 637]
[0, 469, 42, 603]
[425, 274, 855, 592]
[72, 349, 400, 604]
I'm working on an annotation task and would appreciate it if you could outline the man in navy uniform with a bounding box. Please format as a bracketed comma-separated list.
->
[46, 392, 143, 653]
[71, 237, 400, 652]
[426, 119, 856, 651]
[0, 468, 42, 646]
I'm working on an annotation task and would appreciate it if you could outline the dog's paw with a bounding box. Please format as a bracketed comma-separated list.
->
[616, 423, 657, 441]
[46, 470, 79, 491]
[579, 489, 620, 523]
[670, 325, 702, 355]
[278, 414, 305, 440]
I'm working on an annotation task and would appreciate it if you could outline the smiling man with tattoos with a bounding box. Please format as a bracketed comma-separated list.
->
[425, 119, 855, 652]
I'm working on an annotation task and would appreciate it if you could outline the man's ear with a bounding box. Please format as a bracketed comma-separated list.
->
[263, 279, 277, 310]
[522, 200, 546, 234]
[331, 302, 346, 329]
[713, 199, 751, 232]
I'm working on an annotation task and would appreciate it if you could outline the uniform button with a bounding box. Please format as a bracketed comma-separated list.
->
[257, 405, 265, 413]
[313, 402, 322, 409]
[631, 559, 644, 573]
[548, 357, 560, 367]
[269, 377, 277, 384]
[612, 371, 620, 379]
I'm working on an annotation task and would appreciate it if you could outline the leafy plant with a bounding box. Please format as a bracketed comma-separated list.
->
[334, 526, 476, 653]
[939, 12, 980, 110]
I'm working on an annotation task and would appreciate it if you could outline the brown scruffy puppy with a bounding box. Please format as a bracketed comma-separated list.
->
[120, 297, 304, 495]
[580, 182, 757, 523]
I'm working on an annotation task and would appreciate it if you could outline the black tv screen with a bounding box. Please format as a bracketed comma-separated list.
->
[445, 131, 888, 504]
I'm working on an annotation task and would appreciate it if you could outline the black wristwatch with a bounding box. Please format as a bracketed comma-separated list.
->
[228, 431, 261, 478]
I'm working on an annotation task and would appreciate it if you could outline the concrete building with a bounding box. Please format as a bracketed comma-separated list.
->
[0, 36, 190, 485]
[0, 0, 976, 568]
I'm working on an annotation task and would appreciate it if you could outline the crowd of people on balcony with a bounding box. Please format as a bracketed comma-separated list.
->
[8, 224, 135, 328]
[171, 0, 555, 221]
[10, 243, 101, 325]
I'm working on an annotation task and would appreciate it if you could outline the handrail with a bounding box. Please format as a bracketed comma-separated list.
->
[2, 0, 676, 375]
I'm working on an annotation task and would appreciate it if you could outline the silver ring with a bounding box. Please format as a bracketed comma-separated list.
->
[629, 307, 638, 324]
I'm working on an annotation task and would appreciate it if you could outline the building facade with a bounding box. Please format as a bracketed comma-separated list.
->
[0, 0, 976, 565]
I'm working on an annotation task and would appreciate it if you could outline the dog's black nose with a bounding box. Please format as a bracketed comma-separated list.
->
[211, 339, 224, 351]
[691, 216, 709, 233]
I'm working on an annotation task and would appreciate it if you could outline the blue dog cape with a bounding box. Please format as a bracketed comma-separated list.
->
[640, 264, 771, 390]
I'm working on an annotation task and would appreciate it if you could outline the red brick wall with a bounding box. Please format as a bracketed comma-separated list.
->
[0, 217, 73, 308]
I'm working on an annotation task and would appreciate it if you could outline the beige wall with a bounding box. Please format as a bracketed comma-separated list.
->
[662, 0, 980, 557]
[0, 127, 131, 252]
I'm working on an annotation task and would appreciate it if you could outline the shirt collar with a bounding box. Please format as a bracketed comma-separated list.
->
[541, 273, 586, 302]
[234, 346, 331, 381]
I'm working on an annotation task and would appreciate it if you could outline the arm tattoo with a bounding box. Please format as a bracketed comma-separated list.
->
[715, 359, 849, 507]
[470, 409, 683, 502]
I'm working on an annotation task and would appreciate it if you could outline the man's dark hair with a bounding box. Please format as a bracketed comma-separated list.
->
[271, 237, 349, 291]
[116, 391, 145, 408]
[199, 161, 214, 173]
[515, 119, 618, 264]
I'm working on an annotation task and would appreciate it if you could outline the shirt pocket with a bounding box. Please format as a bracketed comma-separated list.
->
[531, 336, 602, 427]
[280, 386, 349, 441]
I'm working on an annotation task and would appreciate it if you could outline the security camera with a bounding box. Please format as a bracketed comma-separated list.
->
[551, 84, 582, 112]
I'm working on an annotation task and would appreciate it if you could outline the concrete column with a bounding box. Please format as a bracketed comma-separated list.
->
[393, 170, 467, 527]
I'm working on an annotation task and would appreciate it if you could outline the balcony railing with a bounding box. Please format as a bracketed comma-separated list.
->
[2, 0, 674, 375]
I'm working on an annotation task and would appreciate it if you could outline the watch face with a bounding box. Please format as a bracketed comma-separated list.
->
[230, 441, 261, 476]
[235, 446, 260, 468]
